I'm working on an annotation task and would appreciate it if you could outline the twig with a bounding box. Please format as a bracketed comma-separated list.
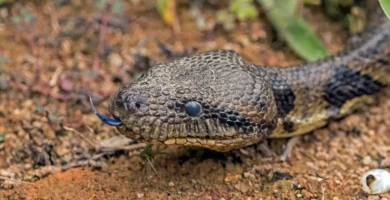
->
[63, 126, 96, 148]
[168, 0, 180, 34]
[49, 65, 63, 87]
[10, 79, 113, 101]
[93, 0, 113, 70]
[281, 136, 301, 161]
[63, 126, 147, 167]
[10, 80, 73, 101]
[64, 125, 147, 153]
[59, 141, 146, 171]
[257, 140, 277, 157]
[146, 157, 157, 174]
[48, 0, 61, 34]
[61, 160, 92, 171]
[0, 175, 33, 185]
[99, 143, 146, 152]
[15, 6, 41, 76]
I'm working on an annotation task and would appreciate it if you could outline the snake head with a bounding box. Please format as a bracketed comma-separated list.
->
[107, 50, 278, 152]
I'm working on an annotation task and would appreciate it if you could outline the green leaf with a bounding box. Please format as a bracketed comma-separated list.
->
[34, 105, 44, 113]
[304, 0, 320, 6]
[95, 0, 106, 9]
[156, 0, 168, 16]
[112, 2, 123, 14]
[48, 113, 58, 123]
[138, 144, 156, 160]
[258, 0, 328, 61]
[380, 0, 390, 20]
[21, 8, 34, 22]
[339, 0, 354, 7]
[229, 0, 258, 20]
[84, 70, 99, 78]
[323, 0, 342, 18]
[0, 133, 5, 143]
[0, 55, 9, 63]
[236, 5, 258, 20]
[283, 18, 329, 61]
[216, 10, 236, 31]
[156, 0, 177, 27]
[11, 16, 21, 24]
[230, 0, 251, 13]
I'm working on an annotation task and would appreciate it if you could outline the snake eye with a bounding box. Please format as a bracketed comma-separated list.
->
[185, 101, 202, 117]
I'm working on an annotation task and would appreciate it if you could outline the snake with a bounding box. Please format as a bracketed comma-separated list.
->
[91, 3, 390, 152]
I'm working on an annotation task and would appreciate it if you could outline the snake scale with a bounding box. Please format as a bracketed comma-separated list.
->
[91, 2, 390, 152]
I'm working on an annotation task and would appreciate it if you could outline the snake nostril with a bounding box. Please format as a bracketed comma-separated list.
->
[126, 102, 137, 113]
[110, 94, 126, 115]
[126, 101, 144, 114]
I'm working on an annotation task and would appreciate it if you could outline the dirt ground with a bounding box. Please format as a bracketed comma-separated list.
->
[0, 0, 389, 199]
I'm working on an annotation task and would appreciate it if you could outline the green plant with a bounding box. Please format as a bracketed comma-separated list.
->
[0, 132, 5, 143]
[258, 0, 328, 61]
[95, 0, 123, 14]
[0, 55, 9, 72]
[380, 0, 390, 20]
[216, 10, 236, 31]
[229, 0, 258, 20]
[215, 0, 258, 32]
[11, 7, 34, 25]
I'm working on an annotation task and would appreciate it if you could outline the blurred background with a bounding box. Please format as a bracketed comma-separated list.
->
[0, 0, 388, 199]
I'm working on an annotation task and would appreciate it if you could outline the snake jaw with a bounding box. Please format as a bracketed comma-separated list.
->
[161, 133, 264, 152]
[115, 122, 271, 152]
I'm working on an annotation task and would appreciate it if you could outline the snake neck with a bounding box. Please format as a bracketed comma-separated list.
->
[253, 8, 390, 138]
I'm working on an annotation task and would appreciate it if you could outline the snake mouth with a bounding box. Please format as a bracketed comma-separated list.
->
[161, 136, 259, 152]
[116, 125, 264, 152]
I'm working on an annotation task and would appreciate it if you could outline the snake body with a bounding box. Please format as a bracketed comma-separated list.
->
[102, 4, 390, 152]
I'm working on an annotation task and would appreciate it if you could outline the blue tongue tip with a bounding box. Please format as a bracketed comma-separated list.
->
[89, 95, 123, 126]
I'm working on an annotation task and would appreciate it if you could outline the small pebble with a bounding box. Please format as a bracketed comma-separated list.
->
[136, 192, 144, 198]
[243, 172, 256, 180]
[363, 156, 373, 165]
[168, 181, 174, 187]
[367, 195, 380, 200]
[108, 53, 123, 67]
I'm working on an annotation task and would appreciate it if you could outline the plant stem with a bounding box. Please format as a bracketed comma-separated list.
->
[93, 0, 113, 70]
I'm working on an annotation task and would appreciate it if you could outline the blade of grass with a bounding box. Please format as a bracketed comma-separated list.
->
[229, 0, 258, 20]
[380, 0, 390, 20]
[304, 0, 320, 6]
[258, 0, 328, 61]
[156, 0, 180, 33]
